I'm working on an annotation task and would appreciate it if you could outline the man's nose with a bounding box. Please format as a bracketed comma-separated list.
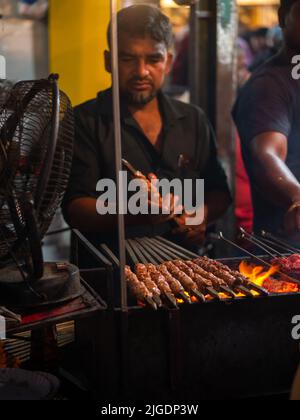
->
[135, 60, 150, 78]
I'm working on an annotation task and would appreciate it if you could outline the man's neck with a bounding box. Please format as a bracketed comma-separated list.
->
[280, 44, 300, 62]
[128, 96, 160, 115]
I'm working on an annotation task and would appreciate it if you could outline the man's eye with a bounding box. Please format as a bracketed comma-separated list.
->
[149, 58, 161, 63]
[121, 57, 134, 62]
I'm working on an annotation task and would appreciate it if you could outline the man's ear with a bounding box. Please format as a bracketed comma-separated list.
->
[278, 6, 286, 29]
[165, 52, 174, 76]
[104, 50, 112, 73]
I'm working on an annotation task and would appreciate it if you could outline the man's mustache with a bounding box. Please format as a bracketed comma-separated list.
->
[128, 77, 153, 84]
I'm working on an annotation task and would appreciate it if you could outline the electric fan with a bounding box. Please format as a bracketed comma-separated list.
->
[0, 74, 82, 309]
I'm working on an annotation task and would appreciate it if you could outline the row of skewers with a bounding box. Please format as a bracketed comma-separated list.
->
[125, 257, 269, 310]
[97, 231, 300, 310]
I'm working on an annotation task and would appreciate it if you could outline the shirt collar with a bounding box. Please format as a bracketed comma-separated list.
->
[96, 87, 187, 127]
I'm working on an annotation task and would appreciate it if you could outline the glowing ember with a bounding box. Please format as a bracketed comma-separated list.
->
[263, 278, 298, 294]
[177, 291, 192, 304]
[239, 261, 299, 294]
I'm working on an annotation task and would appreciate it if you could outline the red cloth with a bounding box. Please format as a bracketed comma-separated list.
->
[235, 136, 253, 233]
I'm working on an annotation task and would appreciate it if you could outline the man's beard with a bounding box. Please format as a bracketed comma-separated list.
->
[126, 90, 157, 106]
[121, 80, 157, 106]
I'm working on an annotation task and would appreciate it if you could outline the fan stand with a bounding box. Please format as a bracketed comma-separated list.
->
[0, 261, 83, 310]
[0, 196, 83, 310]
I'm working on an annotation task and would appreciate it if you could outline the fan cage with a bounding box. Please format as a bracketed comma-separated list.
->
[0, 77, 74, 262]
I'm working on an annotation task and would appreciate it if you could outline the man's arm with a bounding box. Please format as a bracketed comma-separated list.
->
[67, 192, 182, 234]
[250, 131, 300, 231]
[67, 197, 154, 234]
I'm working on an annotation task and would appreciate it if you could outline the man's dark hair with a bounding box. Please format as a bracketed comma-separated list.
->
[107, 5, 174, 50]
[280, 0, 299, 12]
[253, 27, 268, 38]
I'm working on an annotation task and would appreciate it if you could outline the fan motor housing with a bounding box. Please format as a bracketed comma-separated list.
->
[0, 262, 82, 309]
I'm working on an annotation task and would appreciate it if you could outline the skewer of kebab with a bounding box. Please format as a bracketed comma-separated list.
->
[145, 264, 178, 308]
[174, 260, 236, 299]
[135, 238, 191, 303]
[184, 260, 237, 298]
[158, 264, 192, 304]
[125, 266, 157, 310]
[193, 258, 254, 297]
[172, 260, 220, 300]
[135, 263, 163, 308]
[162, 261, 206, 303]
[122, 159, 183, 227]
[201, 257, 269, 296]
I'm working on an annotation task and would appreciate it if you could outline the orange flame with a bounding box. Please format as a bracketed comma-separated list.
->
[239, 261, 299, 294]
[239, 261, 279, 287]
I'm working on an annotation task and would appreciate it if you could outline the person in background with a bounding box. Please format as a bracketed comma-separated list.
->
[237, 36, 254, 69]
[171, 31, 189, 91]
[248, 27, 269, 63]
[18, 0, 48, 20]
[235, 44, 253, 234]
[233, 0, 300, 243]
[249, 26, 283, 72]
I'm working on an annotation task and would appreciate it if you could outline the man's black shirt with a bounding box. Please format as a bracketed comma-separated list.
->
[233, 53, 300, 235]
[62, 89, 229, 244]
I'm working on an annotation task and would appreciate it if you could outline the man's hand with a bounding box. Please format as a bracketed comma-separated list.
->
[138, 172, 183, 226]
[172, 213, 207, 247]
[284, 202, 300, 233]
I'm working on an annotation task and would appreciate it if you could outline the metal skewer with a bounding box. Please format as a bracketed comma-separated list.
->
[130, 240, 178, 309]
[234, 285, 254, 298]
[261, 231, 300, 254]
[205, 287, 221, 300]
[149, 237, 193, 260]
[219, 285, 237, 299]
[130, 239, 161, 265]
[239, 228, 280, 258]
[257, 236, 294, 255]
[140, 241, 193, 304]
[126, 239, 149, 265]
[125, 241, 163, 308]
[99, 242, 157, 310]
[140, 237, 179, 261]
[247, 282, 269, 296]
[156, 236, 199, 259]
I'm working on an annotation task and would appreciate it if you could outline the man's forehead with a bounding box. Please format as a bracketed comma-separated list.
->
[118, 36, 168, 54]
